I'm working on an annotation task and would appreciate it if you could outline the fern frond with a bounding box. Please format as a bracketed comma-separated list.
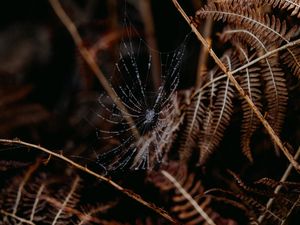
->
[282, 45, 300, 78]
[161, 168, 216, 225]
[1, 161, 41, 224]
[261, 55, 288, 135]
[47, 176, 81, 225]
[265, 0, 300, 18]
[178, 89, 207, 162]
[220, 25, 288, 143]
[198, 52, 236, 165]
[213, 0, 300, 18]
[197, 1, 300, 75]
[234, 46, 262, 161]
[196, 2, 294, 44]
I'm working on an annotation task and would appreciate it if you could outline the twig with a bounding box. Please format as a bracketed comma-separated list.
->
[48, 0, 140, 140]
[0, 138, 177, 224]
[258, 146, 300, 223]
[162, 170, 216, 225]
[171, 0, 300, 172]
[139, 0, 161, 90]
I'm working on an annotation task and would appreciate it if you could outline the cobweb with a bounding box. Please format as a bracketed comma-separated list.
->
[95, 18, 189, 171]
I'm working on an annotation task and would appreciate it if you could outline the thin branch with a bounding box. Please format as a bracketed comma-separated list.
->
[162, 170, 216, 225]
[48, 0, 140, 140]
[171, 0, 300, 172]
[258, 146, 300, 223]
[0, 138, 177, 224]
[139, 0, 161, 90]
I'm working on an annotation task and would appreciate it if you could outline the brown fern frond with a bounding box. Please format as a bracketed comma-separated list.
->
[196, 1, 300, 75]
[261, 55, 288, 135]
[178, 89, 207, 162]
[264, 0, 300, 18]
[161, 168, 216, 225]
[282, 45, 300, 78]
[196, 2, 295, 44]
[0, 160, 42, 224]
[213, 0, 300, 18]
[234, 46, 262, 161]
[205, 176, 299, 224]
[219, 24, 288, 144]
[222, 172, 300, 224]
[148, 162, 222, 225]
[45, 176, 81, 224]
[198, 52, 236, 165]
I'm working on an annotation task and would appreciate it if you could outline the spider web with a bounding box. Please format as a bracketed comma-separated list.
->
[95, 14, 190, 171]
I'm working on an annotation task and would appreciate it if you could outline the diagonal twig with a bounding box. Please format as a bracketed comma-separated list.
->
[48, 0, 140, 140]
[0, 138, 177, 224]
[171, 0, 300, 172]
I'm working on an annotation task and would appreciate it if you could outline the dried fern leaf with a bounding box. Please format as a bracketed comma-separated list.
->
[178, 89, 207, 162]
[281, 45, 300, 78]
[266, 0, 300, 17]
[220, 24, 288, 141]
[0, 160, 42, 224]
[260, 55, 288, 135]
[196, 2, 292, 43]
[198, 52, 236, 165]
[46, 176, 81, 225]
[197, 1, 300, 71]
[234, 46, 262, 161]
[213, 0, 300, 18]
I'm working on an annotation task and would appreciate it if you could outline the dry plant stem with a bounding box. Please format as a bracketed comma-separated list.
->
[0, 139, 177, 224]
[257, 146, 300, 223]
[48, 0, 140, 140]
[162, 170, 217, 225]
[139, 0, 161, 90]
[171, 0, 300, 172]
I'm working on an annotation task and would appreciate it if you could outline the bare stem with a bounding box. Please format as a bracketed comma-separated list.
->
[171, 0, 300, 172]
[139, 0, 162, 90]
[48, 0, 140, 140]
[0, 138, 177, 224]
